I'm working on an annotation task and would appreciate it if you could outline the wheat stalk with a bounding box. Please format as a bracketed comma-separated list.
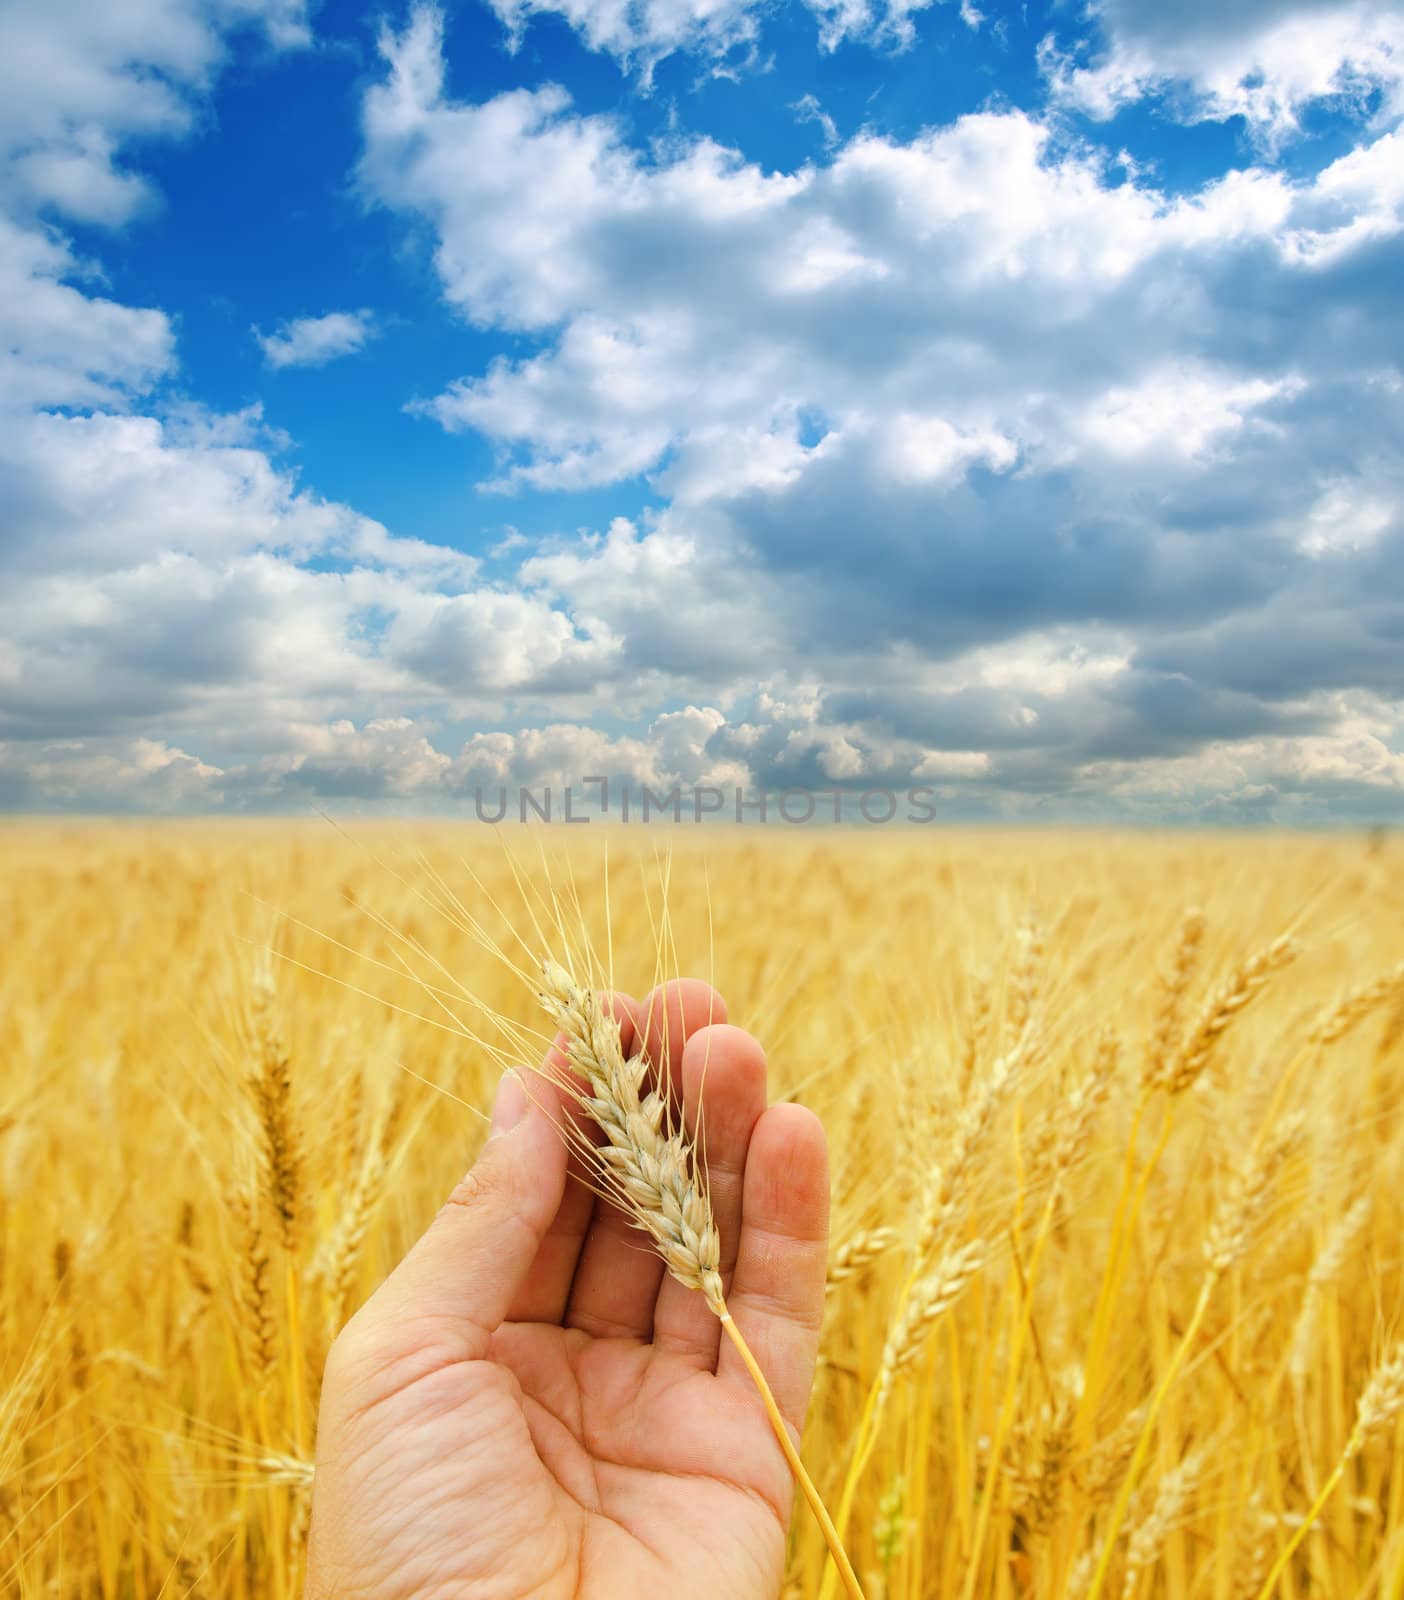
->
[1254, 1339, 1404, 1598]
[536, 959, 867, 1600]
[824, 1013, 1030, 1600]
[1084, 1113, 1303, 1600]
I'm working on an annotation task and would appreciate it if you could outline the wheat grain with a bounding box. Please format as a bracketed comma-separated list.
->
[873, 1473, 908, 1576]
[538, 959, 724, 1309]
[1006, 920, 1045, 1044]
[1025, 1377, 1080, 1537]
[1162, 934, 1298, 1096]
[233, 1188, 277, 1387]
[1143, 909, 1206, 1090]
[961, 970, 992, 1087]
[248, 968, 303, 1255]
[1079, 1404, 1149, 1505]
[877, 1239, 985, 1401]
[1048, 1031, 1121, 1185]
[1233, 1495, 1273, 1600]
[1205, 1114, 1305, 1274]
[1310, 961, 1404, 1045]
[1121, 1448, 1203, 1597]
[827, 1226, 898, 1293]
[915, 1034, 1027, 1255]
[1288, 1196, 1371, 1388]
[1348, 1339, 1404, 1457]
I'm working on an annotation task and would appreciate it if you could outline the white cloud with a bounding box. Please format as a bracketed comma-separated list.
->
[2, 407, 391, 574]
[791, 94, 839, 151]
[0, 216, 174, 411]
[486, 0, 762, 81]
[248, 717, 452, 800]
[476, 0, 984, 73]
[0, 0, 310, 225]
[514, 515, 775, 691]
[447, 708, 747, 797]
[1299, 477, 1397, 556]
[656, 413, 824, 504]
[1042, 0, 1404, 147]
[1082, 703, 1404, 818]
[0, 401, 652, 749]
[1074, 365, 1305, 463]
[0, 0, 678, 806]
[0, 736, 225, 811]
[804, 0, 937, 51]
[364, 39, 1404, 510]
[387, 584, 618, 693]
[879, 414, 1019, 484]
[4, 0, 1404, 818]
[256, 309, 379, 370]
[913, 748, 992, 778]
[341, 8, 1404, 820]
[1281, 129, 1404, 264]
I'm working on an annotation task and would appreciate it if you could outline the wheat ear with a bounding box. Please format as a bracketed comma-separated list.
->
[826, 1225, 898, 1294]
[1142, 908, 1205, 1090]
[1253, 1340, 1404, 1599]
[1160, 934, 1297, 1095]
[1120, 1447, 1204, 1598]
[537, 960, 866, 1600]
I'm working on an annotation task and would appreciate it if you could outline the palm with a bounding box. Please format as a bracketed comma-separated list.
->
[324, 1323, 792, 1599]
[308, 980, 830, 1600]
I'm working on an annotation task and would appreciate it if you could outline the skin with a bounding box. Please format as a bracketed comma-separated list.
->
[306, 979, 831, 1600]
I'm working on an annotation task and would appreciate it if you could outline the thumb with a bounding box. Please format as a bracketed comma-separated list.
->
[362, 1070, 569, 1354]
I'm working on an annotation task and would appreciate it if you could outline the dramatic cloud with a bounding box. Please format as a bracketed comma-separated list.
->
[1, 0, 1401, 819]
[363, 19, 1404, 507]
[0, 0, 628, 796]
[348, 5, 1404, 816]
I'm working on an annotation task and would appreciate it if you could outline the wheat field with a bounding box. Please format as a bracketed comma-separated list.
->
[3, 821, 1403, 1598]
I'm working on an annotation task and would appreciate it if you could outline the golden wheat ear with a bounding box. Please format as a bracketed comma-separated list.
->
[537, 957, 867, 1600]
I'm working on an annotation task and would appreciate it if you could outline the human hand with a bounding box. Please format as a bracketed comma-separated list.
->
[305, 979, 830, 1600]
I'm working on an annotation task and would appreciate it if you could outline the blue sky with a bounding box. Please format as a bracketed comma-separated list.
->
[1, 0, 1402, 819]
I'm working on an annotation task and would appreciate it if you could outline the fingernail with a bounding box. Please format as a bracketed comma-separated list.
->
[489, 1069, 527, 1137]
